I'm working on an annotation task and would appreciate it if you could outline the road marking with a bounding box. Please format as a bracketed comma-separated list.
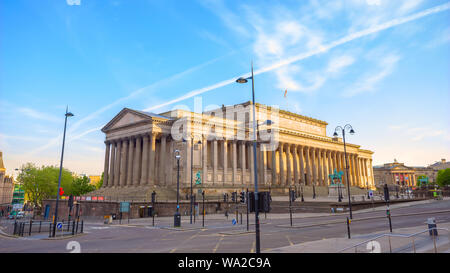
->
[169, 230, 203, 253]
[286, 235, 294, 246]
[250, 240, 256, 253]
[213, 235, 225, 253]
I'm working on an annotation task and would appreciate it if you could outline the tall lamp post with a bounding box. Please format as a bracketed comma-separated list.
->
[174, 150, 181, 227]
[236, 62, 261, 254]
[52, 107, 74, 237]
[184, 135, 202, 225]
[333, 124, 355, 220]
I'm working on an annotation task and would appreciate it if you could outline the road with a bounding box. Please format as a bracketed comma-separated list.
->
[1, 199, 449, 253]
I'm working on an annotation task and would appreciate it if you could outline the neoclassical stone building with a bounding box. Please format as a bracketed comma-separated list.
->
[97, 102, 374, 199]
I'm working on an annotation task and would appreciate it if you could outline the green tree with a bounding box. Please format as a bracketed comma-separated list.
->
[436, 168, 450, 187]
[71, 175, 96, 196]
[416, 175, 428, 187]
[17, 163, 74, 209]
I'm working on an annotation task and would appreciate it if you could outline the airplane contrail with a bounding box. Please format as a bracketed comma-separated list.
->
[30, 2, 450, 154]
[144, 2, 450, 111]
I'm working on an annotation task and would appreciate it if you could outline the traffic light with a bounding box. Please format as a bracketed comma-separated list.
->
[151, 191, 156, 203]
[383, 184, 390, 202]
[290, 189, 296, 202]
[59, 187, 64, 197]
[260, 192, 271, 212]
[231, 192, 236, 203]
[68, 195, 73, 209]
[240, 191, 245, 203]
[223, 193, 227, 202]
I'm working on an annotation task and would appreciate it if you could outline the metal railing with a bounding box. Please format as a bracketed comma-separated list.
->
[338, 227, 449, 253]
[12, 219, 84, 237]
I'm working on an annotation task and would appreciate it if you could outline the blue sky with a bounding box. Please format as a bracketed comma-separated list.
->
[0, 0, 449, 176]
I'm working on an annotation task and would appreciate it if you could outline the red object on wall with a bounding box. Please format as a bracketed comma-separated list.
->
[59, 187, 64, 196]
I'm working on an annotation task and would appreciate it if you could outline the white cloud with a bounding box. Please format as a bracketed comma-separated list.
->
[326, 55, 355, 74]
[343, 53, 400, 97]
[17, 107, 61, 123]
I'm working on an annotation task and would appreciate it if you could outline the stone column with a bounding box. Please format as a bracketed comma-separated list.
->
[279, 142, 284, 186]
[352, 155, 358, 187]
[149, 133, 156, 185]
[133, 136, 142, 186]
[293, 145, 299, 185]
[286, 144, 292, 186]
[232, 141, 237, 185]
[262, 145, 267, 186]
[326, 150, 332, 185]
[317, 149, 323, 186]
[213, 140, 218, 185]
[311, 147, 317, 186]
[240, 141, 246, 184]
[109, 142, 116, 187]
[140, 135, 149, 185]
[223, 140, 228, 185]
[304, 146, 311, 185]
[160, 134, 167, 186]
[271, 146, 277, 186]
[127, 137, 134, 186]
[114, 140, 122, 187]
[120, 139, 128, 187]
[203, 138, 208, 186]
[103, 142, 110, 188]
[299, 146, 305, 185]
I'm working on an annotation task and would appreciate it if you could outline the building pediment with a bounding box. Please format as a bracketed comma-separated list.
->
[102, 108, 169, 132]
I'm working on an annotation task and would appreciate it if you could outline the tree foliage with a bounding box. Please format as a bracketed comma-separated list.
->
[71, 175, 96, 196]
[436, 168, 450, 187]
[17, 163, 73, 209]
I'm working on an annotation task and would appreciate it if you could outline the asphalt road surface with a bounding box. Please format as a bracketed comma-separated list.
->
[1, 199, 449, 253]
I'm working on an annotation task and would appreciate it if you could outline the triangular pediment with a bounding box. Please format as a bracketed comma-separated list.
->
[102, 108, 153, 132]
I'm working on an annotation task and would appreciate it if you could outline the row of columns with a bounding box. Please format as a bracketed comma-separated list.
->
[103, 133, 169, 188]
[270, 143, 374, 188]
[103, 137, 374, 188]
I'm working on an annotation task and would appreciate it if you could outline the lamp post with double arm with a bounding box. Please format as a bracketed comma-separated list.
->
[333, 124, 355, 220]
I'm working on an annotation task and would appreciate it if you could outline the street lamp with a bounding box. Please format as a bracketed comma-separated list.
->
[174, 149, 181, 227]
[52, 107, 74, 237]
[235, 62, 261, 254]
[183, 136, 202, 224]
[333, 124, 355, 219]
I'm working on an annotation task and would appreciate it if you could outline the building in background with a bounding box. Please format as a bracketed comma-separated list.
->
[0, 151, 14, 213]
[91, 101, 375, 200]
[373, 158, 449, 189]
[89, 175, 101, 187]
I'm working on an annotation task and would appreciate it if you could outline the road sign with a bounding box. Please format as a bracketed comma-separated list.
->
[57, 222, 63, 230]
[369, 190, 373, 197]
[120, 202, 130, 213]
[232, 219, 237, 225]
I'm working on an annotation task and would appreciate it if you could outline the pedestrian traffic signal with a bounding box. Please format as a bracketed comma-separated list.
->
[290, 189, 296, 202]
[68, 195, 73, 209]
[151, 191, 156, 203]
[59, 187, 64, 196]
[383, 184, 390, 202]
[240, 191, 245, 203]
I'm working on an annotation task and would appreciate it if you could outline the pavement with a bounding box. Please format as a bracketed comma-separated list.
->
[1, 197, 449, 253]
[266, 222, 450, 253]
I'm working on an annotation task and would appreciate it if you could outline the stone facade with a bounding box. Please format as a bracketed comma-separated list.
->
[0, 151, 14, 208]
[95, 102, 375, 199]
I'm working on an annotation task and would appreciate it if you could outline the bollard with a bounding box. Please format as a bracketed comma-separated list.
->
[39, 221, 42, 233]
[29, 220, 32, 236]
[49, 223, 52, 237]
[81, 220, 84, 233]
[72, 220, 75, 235]
[13, 221, 17, 235]
[347, 217, 351, 239]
